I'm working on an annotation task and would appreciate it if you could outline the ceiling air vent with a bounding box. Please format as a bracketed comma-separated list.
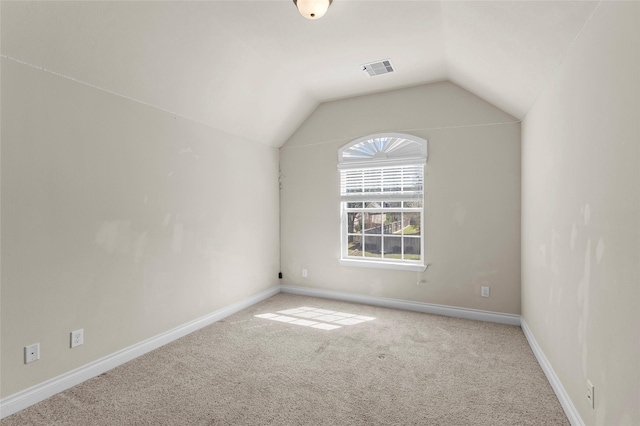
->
[362, 59, 394, 77]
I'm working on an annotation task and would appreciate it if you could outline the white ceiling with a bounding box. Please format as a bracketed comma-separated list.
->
[1, 1, 599, 147]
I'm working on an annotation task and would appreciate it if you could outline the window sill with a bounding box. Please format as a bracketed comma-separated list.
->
[339, 258, 427, 272]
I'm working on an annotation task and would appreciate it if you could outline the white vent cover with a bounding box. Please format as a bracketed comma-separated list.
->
[362, 59, 394, 77]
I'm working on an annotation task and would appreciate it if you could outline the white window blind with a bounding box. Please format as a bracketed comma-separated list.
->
[340, 165, 424, 201]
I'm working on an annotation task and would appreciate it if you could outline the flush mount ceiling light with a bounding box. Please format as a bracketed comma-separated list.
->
[293, 0, 332, 20]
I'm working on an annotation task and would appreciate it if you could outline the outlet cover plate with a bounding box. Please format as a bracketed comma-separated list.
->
[481, 286, 490, 297]
[71, 329, 84, 348]
[25, 343, 40, 364]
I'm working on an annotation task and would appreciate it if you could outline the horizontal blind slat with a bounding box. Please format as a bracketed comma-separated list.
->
[340, 165, 424, 200]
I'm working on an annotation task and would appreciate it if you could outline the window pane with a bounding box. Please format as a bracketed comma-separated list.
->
[383, 201, 401, 208]
[404, 237, 421, 260]
[383, 236, 402, 259]
[365, 201, 382, 209]
[403, 201, 423, 208]
[403, 212, 421, 235]
[382, 212, 402, 234]
[364, 213, 382, 235]
[348, 235, 363, 257]
[347, 212, 362, 233]
[364, 236, 381, 257]
[347, 202, 363, 209]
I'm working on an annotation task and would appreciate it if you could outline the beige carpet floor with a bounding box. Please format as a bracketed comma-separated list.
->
[2, 294, 569, 425]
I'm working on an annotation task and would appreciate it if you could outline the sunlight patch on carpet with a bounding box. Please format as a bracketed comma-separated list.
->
[254, 307, 375, 331]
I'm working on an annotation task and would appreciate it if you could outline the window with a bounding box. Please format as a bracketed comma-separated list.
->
[339, 133, 427, 272]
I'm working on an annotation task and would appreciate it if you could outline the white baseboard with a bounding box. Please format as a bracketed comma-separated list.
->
[280, 285, 521, 326]
[520, 319, 584, 426]
[0, 286, 280, 419]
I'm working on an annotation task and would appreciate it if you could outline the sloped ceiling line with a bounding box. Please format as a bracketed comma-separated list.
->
[521, 1, 602, 118]
[1, 54, 267, 147]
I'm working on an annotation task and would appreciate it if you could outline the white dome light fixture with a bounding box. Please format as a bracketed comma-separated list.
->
[293, 0, 332, 20]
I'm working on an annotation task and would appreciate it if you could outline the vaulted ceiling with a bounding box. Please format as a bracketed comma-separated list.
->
[1, 1, 599, 147]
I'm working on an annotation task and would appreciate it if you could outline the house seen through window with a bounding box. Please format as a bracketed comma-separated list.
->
[339, 133, 427, 272]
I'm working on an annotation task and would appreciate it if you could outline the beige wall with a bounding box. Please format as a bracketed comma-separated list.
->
[521, 2, 640, 425]
[280, 82, 521, 314]
[0, 58, 280, 397]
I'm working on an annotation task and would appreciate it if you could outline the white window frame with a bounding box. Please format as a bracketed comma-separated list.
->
[338, 133, 427, 272]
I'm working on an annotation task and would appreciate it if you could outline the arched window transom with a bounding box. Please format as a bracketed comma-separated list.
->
[339, 133, 427, 168]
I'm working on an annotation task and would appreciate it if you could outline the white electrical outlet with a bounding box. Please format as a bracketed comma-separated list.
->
[71, 329, 84, 348]
[25, 343, 40, 364]
[587, 380, 595, 408]
[302, 269, 308, 278]
[481, 286, 490, 297]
